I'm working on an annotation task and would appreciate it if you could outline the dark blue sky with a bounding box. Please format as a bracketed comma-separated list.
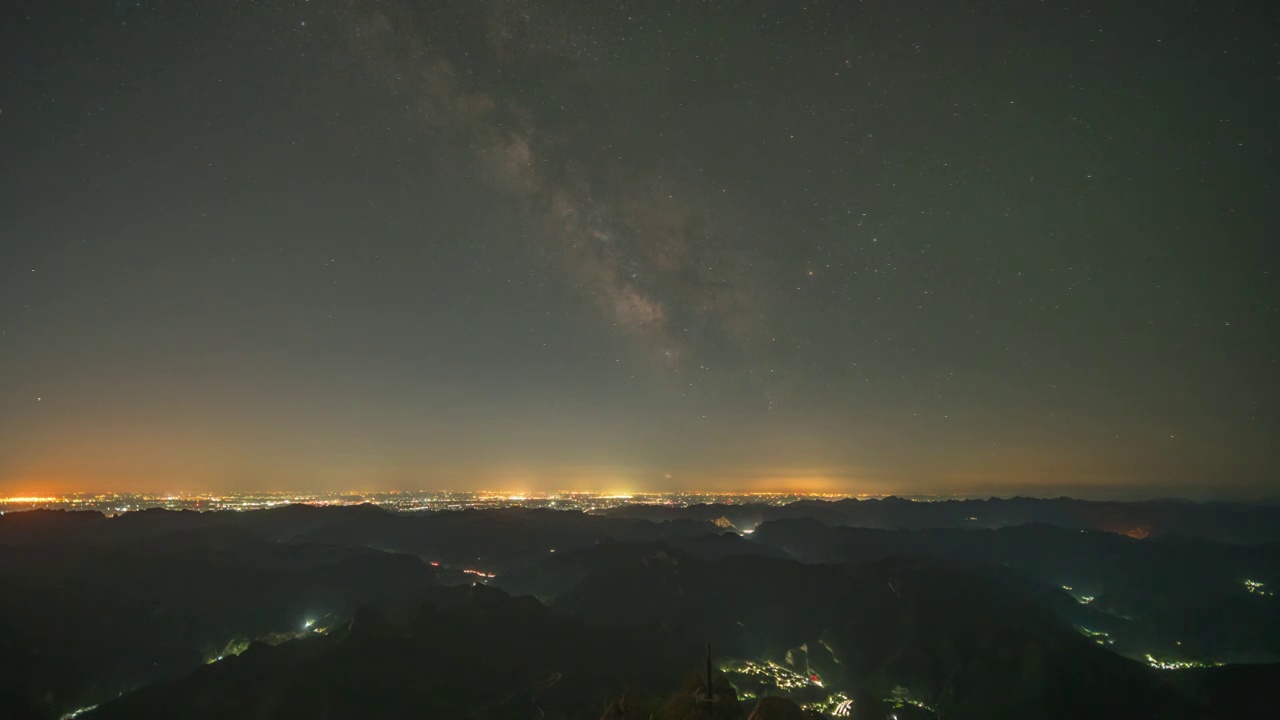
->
[1, 0, 1276, 498]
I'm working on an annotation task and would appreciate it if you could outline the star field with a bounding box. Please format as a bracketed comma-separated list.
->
[0, 0, 1276, 497]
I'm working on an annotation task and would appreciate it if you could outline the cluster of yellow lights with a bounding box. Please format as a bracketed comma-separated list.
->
[59, 704, 99, 720]
[720, 659, 820, 691]
[1144, 653, 1223, 670]
[1244, 580, 1274, 597]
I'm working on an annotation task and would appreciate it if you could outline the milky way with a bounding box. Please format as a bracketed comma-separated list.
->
[348, 0, 773, 380]
[1, 0, 1275, 496]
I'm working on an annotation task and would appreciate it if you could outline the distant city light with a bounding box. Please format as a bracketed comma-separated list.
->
[1145, 653, 1223, 670]
[1243, 580, 1273, 596]
[0, 490, 876, 516]
[718, 658, 819, 691]
[1061, 585, 1095, 605]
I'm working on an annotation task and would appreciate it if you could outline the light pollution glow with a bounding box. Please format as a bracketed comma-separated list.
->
[2, 447, 1259, 500]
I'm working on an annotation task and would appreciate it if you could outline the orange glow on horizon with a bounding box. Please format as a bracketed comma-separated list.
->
[1, 460, 1155, 500]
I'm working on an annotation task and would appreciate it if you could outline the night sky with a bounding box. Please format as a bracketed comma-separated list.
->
[2, 0, 1276, 498]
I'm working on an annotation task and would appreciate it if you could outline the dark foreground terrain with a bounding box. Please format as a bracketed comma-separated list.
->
[1, 498, 1277, 719]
